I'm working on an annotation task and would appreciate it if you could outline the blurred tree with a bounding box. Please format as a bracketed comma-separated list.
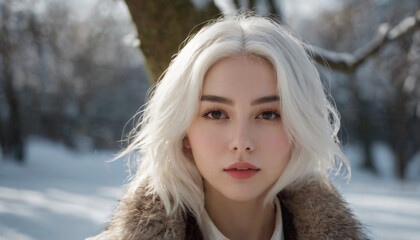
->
[308, 1, 382, 174]
[0, 0, 40, 162]
[301, 0, 420, 179]
[0, 0, 149, 160]
[382, 28, 419, 179]
[124, 0, 284, 83]
[28, 0, 149, 150]
[124, 0, 220, 82]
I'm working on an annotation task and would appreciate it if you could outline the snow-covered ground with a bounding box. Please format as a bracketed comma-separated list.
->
[0, 137, 419, 240]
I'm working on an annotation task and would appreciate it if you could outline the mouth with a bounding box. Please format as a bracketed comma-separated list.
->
[224, 162, 260, 179]
[230, 168, 258, 170]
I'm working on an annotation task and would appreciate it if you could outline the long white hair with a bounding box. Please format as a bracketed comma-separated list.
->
[120, 13, 349, 227]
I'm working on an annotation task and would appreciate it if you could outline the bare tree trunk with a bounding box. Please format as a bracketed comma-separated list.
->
[267, 0, 281, 17]
[0, 106, 4, 155]
[0, 52, 24, 162]
[248, 0, 256, 10]
[392, 91, 410, 179]
[387, 32, 415, 180]
[359, 103, 375, 172]
[0, 1, 24, 162]
[124, 0, 220, 84]
[348, 73, 376, 172]
[232, 0, 240, 9]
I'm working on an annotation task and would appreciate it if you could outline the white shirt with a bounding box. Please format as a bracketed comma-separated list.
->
[201, 198, 284, 240]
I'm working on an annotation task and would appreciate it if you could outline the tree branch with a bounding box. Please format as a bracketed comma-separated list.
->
[309, 9, 420, 73]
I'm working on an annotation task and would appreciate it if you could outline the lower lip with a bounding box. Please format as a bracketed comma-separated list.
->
[224, 169, 259, 179]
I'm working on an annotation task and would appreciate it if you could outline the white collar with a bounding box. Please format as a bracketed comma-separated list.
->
[201, 198, 284, 240]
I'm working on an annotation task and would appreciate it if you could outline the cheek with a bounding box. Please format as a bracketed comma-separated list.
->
[187, 124, 226, 160]
[260, 127, 291, 155]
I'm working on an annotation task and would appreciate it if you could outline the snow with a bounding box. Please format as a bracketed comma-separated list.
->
[1, 137, 419, 240]
[333, 169, 420, 240]
[0, 137, 127, 240]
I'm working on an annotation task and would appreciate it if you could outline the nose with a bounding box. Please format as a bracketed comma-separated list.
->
[229, 120, 255, 153]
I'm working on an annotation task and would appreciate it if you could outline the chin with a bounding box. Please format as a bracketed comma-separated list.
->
[220, 188, 267, 203]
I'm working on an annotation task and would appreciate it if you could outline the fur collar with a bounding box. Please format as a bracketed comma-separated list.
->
[87, 176, 367, 240]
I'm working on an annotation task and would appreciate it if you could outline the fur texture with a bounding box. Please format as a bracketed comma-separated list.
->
[279, 178, 368, 239]
[87, 177, 368, 240]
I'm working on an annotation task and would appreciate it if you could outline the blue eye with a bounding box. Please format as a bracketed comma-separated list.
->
[257, 111, 280, 120]
[204, 110, 227, 120]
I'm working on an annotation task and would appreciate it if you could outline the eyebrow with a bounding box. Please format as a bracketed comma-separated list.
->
[251, 95, 280, 105]
[200, 95, 280, 105]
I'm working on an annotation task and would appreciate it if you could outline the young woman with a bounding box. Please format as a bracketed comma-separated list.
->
[88, 14, 367, 240]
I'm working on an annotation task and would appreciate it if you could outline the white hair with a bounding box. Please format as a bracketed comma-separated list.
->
[120, 14, 349, 227]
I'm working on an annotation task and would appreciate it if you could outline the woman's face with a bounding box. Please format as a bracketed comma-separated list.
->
[186, 55, 291, 202]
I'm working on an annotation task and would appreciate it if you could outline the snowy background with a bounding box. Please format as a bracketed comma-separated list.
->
[0, 137, 419, 240]
[0, 0, 419, 239]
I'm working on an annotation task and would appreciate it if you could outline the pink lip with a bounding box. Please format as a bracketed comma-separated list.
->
[224, 162, 260, 179]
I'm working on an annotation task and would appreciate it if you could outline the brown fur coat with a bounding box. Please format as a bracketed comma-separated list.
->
[87, 177, 368, 240]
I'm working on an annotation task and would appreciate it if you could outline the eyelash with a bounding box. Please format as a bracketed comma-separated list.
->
[202, 109, 227, 120]
[202, 108, 281, 120]
[258, 109, 281, 120]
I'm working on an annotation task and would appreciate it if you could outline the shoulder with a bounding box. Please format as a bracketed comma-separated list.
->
[87, 181, 186, 240]
[279, 175, 369, 240]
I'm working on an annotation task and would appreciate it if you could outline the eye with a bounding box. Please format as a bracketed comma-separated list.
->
[203, 110, 228, 120]
[257, 111, 281, 120]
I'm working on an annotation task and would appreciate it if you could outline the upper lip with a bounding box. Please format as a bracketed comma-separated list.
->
[224, 162, 260, 171]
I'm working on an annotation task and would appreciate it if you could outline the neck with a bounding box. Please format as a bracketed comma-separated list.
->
[204, 186, 276, 240]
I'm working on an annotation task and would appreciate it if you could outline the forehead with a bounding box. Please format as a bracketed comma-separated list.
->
[202, 55, 278, 97]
